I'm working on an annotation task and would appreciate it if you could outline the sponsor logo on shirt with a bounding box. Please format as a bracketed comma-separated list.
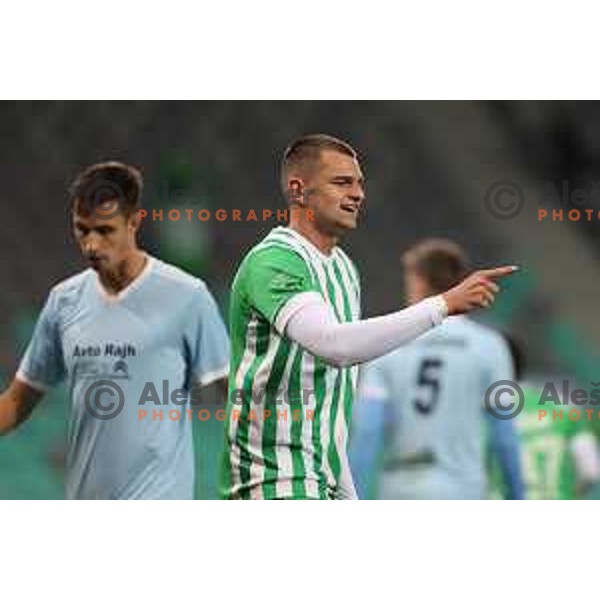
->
[73, 343, 135, 380]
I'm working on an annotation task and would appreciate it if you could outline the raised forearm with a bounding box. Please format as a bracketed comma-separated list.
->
[286, 297, 446, 367]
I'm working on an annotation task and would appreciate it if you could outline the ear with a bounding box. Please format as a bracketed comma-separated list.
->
[287, 178, 305, 205]
[127, 210, 142, 233]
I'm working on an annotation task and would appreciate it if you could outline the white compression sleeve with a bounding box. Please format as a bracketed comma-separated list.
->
[284, 295, 448, 367]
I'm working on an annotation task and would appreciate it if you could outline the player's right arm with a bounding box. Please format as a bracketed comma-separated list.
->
[0, 379, 44, 434]
[1, 288, 65, 435]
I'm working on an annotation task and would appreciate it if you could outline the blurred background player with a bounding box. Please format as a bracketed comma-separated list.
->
[349, 238, 524, 500]
[0, 162, 229, 499]
[221, 135, 517, 500]
[497, 335, 600, 499]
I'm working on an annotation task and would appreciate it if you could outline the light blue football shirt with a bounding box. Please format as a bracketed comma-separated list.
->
[354, 316, 514, 499]
[17, 255, 229, 500]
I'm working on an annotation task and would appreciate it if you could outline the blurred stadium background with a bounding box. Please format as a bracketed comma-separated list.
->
[1, 100, 599, 499]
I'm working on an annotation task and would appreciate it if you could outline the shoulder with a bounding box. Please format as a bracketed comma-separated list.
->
[238, 232, 312, 278]
[51, 269, 93, 294]
[151, 258, 213, 301]
[48, 269, 94, 310]
[456, 318, 510, 354]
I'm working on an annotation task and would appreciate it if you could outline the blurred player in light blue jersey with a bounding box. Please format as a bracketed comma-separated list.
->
[349, 239, 524, 500]
[0, 162, 229, 499]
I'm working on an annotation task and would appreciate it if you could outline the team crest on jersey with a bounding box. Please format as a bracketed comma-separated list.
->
[111, 359, 129, 379]
[270, 272, 301, 291]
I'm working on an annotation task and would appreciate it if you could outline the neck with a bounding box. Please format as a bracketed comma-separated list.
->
[289, 212, 337, 256]
[99, 250, 147, 295]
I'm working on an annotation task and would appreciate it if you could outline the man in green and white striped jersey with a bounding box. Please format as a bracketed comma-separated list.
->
[221, 134, 517, 500]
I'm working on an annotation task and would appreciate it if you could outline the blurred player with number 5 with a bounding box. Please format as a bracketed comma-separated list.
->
[349, 239, 525, 499]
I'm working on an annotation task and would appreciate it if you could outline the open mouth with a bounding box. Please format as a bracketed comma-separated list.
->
[340, 204, 359, 214]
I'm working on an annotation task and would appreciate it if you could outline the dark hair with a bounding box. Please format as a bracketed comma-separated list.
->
[402, 238, 470, 293]
[281, 133, 357, 195]
[69, 161, 143, 218]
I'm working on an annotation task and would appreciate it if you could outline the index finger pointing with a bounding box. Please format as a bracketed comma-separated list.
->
[478, 266, 519, 279]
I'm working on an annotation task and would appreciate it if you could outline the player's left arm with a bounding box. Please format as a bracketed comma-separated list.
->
[485, 413, 525, 500]
[185, 282, 230, 390]
[484, 335, 525, 500]
[286, 267, 518, 368]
